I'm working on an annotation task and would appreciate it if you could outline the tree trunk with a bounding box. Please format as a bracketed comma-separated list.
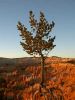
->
[41, 54, 45, 87]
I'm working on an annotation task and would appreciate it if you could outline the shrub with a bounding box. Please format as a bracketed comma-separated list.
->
[13, 84, 25, 90]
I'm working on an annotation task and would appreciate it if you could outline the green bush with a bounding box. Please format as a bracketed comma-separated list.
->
[13, 84, 25, 90]
[0, 76, 6, 84]
[7, 96, 14, 100]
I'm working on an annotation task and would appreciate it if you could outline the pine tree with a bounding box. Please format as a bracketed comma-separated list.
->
[17, 11, 56, 87]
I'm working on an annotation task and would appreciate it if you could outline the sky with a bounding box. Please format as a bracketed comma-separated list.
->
[0, 0, 75, 58]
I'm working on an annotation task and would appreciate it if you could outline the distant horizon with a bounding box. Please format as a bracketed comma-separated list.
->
[0, 55, 75, 59]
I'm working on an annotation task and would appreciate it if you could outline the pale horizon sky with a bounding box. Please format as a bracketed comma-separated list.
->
[0, 0, 75, 58]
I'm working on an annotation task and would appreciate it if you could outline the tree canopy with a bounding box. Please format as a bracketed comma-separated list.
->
[17, 11, 56, 57]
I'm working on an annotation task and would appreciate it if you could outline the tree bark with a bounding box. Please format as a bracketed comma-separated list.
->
[41, 54, 45, 87]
